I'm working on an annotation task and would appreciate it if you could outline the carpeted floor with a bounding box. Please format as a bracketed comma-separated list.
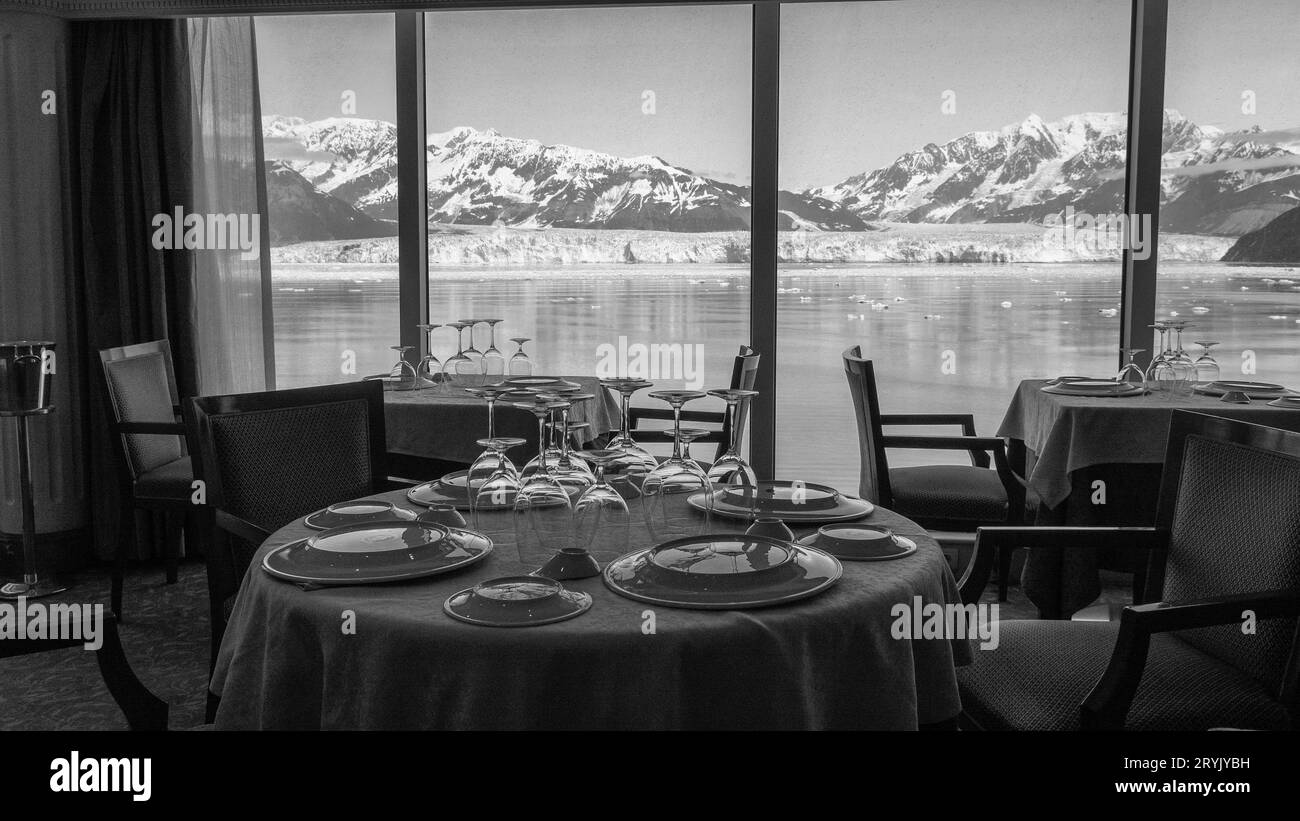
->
[0, 558, 1132, 731]
[0, 560, 211, 731]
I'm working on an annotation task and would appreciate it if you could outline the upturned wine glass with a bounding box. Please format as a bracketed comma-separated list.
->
[388, 346, 418, 391]
[1116, 348, 1145, 386]
[508, 337, 533, 377]
[441, 322, 472, 392]
[469, 437, 525, 529]
[481, 319, 507, 383]
[512, 398, 574, 568]
[705, 388, 760, 515]
[641, 391, 713, 542]
[466, 385, 520, 483]
[1192, 340, 1221, 386]
[414, 324, 442, 388]
[1144, 324, 1171, 392]
[599, 378, 658, 491]
[573, 449, 631, 564]
[459, 318, 484, 373]
[1166, 320, 1197, 396]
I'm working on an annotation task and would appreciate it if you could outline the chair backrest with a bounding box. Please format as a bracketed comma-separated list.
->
[723, 345, 761, 454]
[842, 346, 892, 505]
[100, 340, 183, 478]
[186, 380, 388, 538]
[1154, 411, 1300, 702]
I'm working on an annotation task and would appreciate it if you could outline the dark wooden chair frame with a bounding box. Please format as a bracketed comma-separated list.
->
[957, 410, 1300, 730]
[627, 345, 760, 462]
[185, 380, 391, 722]
[100, 340, 199, 620]
[844, 347, 1028, 598]
[0, 616, 168, 730]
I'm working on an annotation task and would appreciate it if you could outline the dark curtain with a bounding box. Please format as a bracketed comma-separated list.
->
[69, 20, 197, 559]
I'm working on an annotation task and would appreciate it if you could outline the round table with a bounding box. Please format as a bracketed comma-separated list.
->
[210, 490, 970, 730]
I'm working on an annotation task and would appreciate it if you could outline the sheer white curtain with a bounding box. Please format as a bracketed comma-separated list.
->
[187, 17, 273, 395]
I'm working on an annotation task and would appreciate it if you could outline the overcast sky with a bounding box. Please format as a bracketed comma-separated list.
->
[256, 0, 1300, 191]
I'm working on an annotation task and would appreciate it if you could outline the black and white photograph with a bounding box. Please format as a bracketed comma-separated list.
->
[0, 0, 1297, 801]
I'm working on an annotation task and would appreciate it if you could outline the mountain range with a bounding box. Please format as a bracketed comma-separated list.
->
[262, 112, 1300, 257]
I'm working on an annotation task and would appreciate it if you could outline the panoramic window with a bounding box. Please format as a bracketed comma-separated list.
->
[255, 13, 399, 388]
[1158, 0, 1300, 389]
[423, 5, 752, 450]
[777, 0, 1131, 488]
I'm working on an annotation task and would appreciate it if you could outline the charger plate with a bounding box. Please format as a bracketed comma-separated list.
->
[1041, 379, 1144, 397]
[689, 480, 873, 524]
[603, 534, 842, 610]
[263, 521, 491, 585]
[1194, 380, 1294, 400]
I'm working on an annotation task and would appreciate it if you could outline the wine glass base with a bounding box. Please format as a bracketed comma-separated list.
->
[0, 577, 68, 599]
[535, 548, 602, 580]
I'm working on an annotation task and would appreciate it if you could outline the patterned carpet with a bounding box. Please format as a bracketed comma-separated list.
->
[0, 560, 210, 731]
[0, 557, 1131, 731]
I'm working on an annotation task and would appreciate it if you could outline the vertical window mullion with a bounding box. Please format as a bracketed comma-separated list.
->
[751, 1, 780, 479]
[396, 11, 430, 358]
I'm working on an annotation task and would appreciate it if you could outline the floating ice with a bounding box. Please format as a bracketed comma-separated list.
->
[1269, 315, 1288, 320]
[924, 314, 943, 320]
[1098, 308, 1118, 317]
[1191, 306, 1210, 314]
[1000, 301, 1013, 308]
[893, 296, 905, 302]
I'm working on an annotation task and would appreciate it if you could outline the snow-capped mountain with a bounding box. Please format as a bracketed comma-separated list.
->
[262, 112, 1300, 249]
[261, 116, 864, 235]
[811, 110, 1300, 236]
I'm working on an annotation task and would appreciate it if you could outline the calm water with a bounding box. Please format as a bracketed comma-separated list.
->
[272, 261, 1300, 492]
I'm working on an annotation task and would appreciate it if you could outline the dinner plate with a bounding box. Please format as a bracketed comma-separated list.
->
[1266, 396, 1300, 409]
[1194, 380, 1294, 399]
[1041, 379, 1144, 397]
[262, 522, 492, 585]
[502, 376, 582, 391]
[798, 524, 918, 562]
[408, 471, 475, 509]
[303, 500, 417, 531]
[690, 480, 874, 523]
[603, 534, 843, 610]
[444, 575, 592, 627]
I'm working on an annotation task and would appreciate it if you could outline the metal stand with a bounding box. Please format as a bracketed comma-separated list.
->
[0, 407, 66, 599]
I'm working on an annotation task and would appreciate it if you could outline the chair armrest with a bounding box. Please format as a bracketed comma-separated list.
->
[1081, 588, 1300, 730]
[881, 413, 985, 466]
[215, 509, 271, 547]
[958, 526, 1165, 605]
[112, 421, 186, 435]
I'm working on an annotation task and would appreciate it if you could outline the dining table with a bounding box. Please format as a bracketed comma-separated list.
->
[382, 376, 622, 466]
[998, 378, 1300, 617]
[209, 490, 971, 730]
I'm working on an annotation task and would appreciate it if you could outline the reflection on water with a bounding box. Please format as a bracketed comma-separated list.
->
[272, 261, 1300, 494]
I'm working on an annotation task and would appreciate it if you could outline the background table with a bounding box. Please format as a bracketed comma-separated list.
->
[210, 491, 970, 730]
[999, 379, 1300, 616]
[383, 376, 621, 466]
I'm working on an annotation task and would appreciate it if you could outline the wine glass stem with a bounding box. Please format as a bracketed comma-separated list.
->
[535, 415, 548, 472]
[486, 398, 496, 440]
[620, 392, 632, 439]
[559, 407, 572, 462]
[724, 398, 741, 458]
[671, 404, 683, 461]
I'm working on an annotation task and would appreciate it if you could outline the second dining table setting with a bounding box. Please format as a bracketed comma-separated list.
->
[209, 325, 972, 730]
[998, 320, 1300, 617]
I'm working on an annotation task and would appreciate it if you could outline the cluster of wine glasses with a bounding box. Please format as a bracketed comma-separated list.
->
[1124, 320, 1219, 395]
[383, 319, 535, 392]
[460, 377, 760, 579]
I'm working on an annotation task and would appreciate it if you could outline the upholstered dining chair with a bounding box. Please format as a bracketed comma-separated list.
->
[957, 411, 1300, 730]
[843, 346, 1026, 598]
[100, 340, 197, 619]
[184, 379, 391, 721]
[628, 345, 760, 462]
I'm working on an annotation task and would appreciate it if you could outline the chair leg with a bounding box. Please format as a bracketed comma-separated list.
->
[163, 511, 180, 585]
[205, 691, 220, 725]
[96, 615, 168, 730]
[112, 499, 134, 621]
[997, 545, 1013, 602]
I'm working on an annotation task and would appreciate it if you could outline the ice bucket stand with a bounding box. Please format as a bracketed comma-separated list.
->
[0, 406, 67, 598]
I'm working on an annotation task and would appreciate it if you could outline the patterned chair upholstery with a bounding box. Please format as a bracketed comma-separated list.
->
[100, 340, 195, 618]
[958, 412, 1300, 730]
[185, 380, 389, 721]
